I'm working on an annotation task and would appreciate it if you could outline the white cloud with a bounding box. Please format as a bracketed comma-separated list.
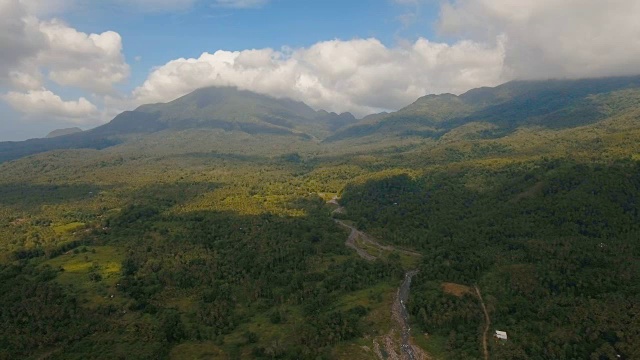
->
[37, 19, 130, 94]
[0, 0, 129, 129]
[4, 0, 640, 136]
[131, 38, 506, 116]
[0, 0, 45, 83]
[0, 1, 129, 95]
[8, 70, 43, 90]
[212, 0, 268, 8]
[2, 88, 98, 122]
[438, 0, 640, 79]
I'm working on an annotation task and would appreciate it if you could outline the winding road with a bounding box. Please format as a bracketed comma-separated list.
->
[330, 197, 423, 360]
[334, 219, 377, 261]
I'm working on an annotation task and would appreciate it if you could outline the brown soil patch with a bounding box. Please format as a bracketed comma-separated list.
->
[441, 282, 473, 297]
[10, 218, 27, 226]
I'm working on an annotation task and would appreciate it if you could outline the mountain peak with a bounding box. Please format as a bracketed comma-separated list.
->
[45, 127, 83, 138]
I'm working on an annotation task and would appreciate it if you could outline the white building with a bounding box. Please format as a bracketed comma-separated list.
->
[495, 330, 508, 340]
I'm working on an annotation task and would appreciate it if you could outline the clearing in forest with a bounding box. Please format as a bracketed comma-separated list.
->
[441, 282, 474, 297]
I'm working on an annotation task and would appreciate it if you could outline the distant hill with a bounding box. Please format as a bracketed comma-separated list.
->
[45, 127, 83, 138]
[0, 87, 357, 162]
[327, 75, 640, 142]
[130, 86, 356, 138]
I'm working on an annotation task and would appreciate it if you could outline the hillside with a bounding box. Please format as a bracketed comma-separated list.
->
[0, 76, 639, 359]
[327, 75, 640, 142]
[2, 77, 640, 163]
[0, 87, 356, 163]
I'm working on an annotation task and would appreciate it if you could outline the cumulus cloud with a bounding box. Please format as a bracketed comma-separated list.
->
[131, 38, 506, 116]
[130, 0, 640, 117]
[0, 0, 45, 83]
[438, 0, 640, 79]
[0, 0, 129, 94]
[37, 19, 129, 94]
[0, 0, 129, 128]
[8, 70, 43, 90]
[4, 0, 640, 135]
[2, 89, 98, 122]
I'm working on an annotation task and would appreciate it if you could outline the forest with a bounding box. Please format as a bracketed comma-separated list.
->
[1, 77, 640, 359]
[341, 159, 640, 359]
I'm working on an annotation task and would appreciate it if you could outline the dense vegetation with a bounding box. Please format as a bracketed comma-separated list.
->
[1, 76, 639, 359]
[341, 160, 640, 359]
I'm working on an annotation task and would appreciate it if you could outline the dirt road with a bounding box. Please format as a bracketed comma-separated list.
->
[475, 285, 490, 360]
[334, 219, 421, 260]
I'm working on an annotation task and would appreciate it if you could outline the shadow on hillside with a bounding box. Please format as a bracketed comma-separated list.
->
[0, 183, 106, 208]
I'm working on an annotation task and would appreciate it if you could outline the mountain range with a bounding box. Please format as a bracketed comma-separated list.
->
[2, 75, 640, 360]
[2, 75, 640, 163]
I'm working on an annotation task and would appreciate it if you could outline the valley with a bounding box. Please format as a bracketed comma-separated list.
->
[1, 76, 639, 359]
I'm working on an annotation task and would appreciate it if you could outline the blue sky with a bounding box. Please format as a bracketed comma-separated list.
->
[1, 0, 638, 141]
[62, 0, 441, 90]
[1, 0, 444, 140]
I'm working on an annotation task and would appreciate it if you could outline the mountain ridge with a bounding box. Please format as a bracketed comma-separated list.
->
[45, 127, 83, 138]
[2, 76, 640, 163]
[326, 75, 640, 142]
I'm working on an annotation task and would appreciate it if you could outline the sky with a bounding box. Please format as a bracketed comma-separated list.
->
[1, 0, 640, 141]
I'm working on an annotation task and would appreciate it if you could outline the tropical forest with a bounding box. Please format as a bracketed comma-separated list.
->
[0, 75, 639, 360]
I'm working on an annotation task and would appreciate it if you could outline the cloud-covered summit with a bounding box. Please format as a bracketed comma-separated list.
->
[124, 0, 640, 116]
[1, 0, 640, 138]
[131, 38, 505, 117]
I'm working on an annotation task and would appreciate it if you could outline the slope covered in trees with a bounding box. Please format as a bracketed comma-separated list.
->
[0, 76, 639, 359]
[340, 160, 640, 359]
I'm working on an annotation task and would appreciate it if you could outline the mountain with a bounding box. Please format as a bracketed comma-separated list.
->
[0, 87, 357, 162]
[45, 127, 83, 138]
[2, 76, 640, 163]
[129, 86, 355, 138]
[2, 76, 640, 360]
[327, 75, 640, 142]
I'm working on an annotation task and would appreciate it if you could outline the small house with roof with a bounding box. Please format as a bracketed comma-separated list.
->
[495, 330, 508, 340]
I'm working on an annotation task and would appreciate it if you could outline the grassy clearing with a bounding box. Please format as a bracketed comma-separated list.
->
[339, 282, 396, 335]
[441, 282, 474, 297]
[398, 251, 421, 270]
[332, 283, 397, 359]
[412, 331, 448, 360]
[52, 221, 85, 235]
[43, 245, 124, 306]
[337, 282, 394, 311]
